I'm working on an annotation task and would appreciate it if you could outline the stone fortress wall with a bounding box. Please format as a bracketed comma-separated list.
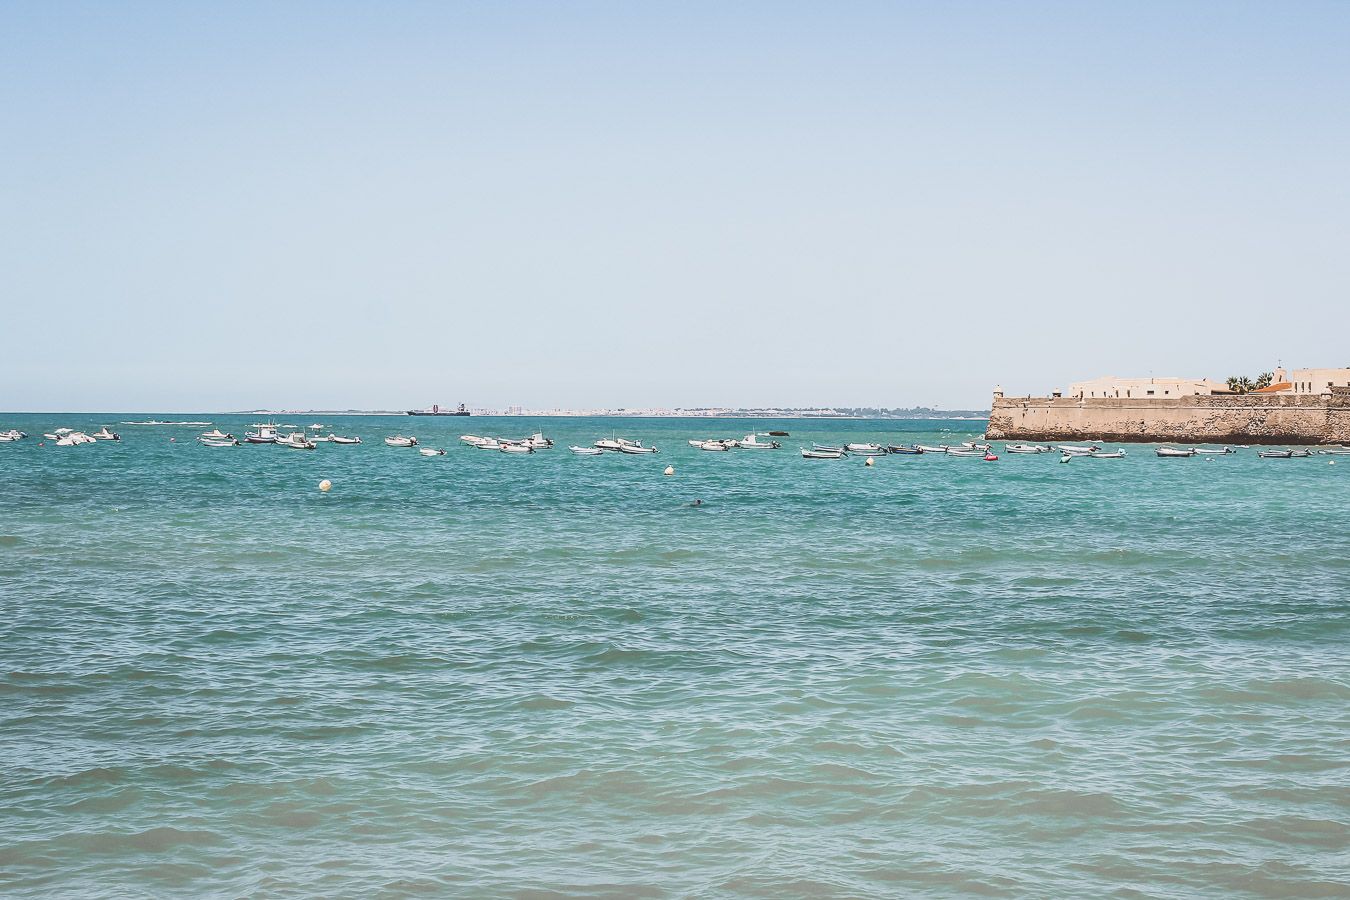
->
[986, 388, 1350, 444]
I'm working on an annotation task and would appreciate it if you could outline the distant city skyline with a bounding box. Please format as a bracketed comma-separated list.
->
[3, 2, 1348, 411]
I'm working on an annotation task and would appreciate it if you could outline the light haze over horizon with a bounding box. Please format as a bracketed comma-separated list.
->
[3, 1, 1348, 412]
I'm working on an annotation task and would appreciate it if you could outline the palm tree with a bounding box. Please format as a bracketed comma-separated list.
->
[1238, 376, 1254, 394]
[1227, 375, 1245, 394]
[1255, 372, 1274, 390]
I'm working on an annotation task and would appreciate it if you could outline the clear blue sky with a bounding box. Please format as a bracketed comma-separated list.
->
[3, 1, 1347, 411]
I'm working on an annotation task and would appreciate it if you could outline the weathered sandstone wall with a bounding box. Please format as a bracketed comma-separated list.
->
[986, 389, 1350, 444]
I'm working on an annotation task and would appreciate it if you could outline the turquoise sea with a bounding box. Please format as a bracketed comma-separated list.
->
[2, 415, 1347, 898]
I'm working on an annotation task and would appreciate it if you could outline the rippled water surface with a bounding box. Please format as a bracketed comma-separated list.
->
[2, 415, 1347, 897]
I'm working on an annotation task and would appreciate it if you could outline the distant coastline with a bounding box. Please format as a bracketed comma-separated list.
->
[236, 407, 992, 420]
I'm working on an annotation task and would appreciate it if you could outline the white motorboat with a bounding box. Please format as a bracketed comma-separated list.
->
[200, 428, 230, 440]
[460, 434, 485, 445]
[1156, 447, 1195, 458]
[199, 436, 240, 447]
[887, 444, 923, 455]
[1289, 449, 1312, 458]
[500, 443, 534, 454]
[699, 440, 732, 451]
[846, 442, 884, 453]
[309, 424, 325, 430]
[1088, 450, 1126, 459]
[521, 432, 554, 449]
[384, 436, 418, 447]
[471, 437, 502, 450]
[245, 425, 279, 444]
[55, 432, 96, 446]
[419, 447, 447, 456]
[569, 446, 604, 455]
[1192, 447, 1235, 455]
[0, 429, 26, 442]
[801, 447, 844, 459]
[618, 442, 658, 454]
[813, 443, 846, 454]
[1258, 449, 1293, 459]
[594, 438, 625, 451]
[1319, 447, 1350, 455]
[329, 434, 361, 445]
[1057, 445, 1098, 456]
[916, 445, 948, 453]
[1005, 444, 1050, 454]
[90, 427, 121, 441]
[945, 448, 985, 457]
[736, 434, 780, 450]
[279, 432, 316, 450]
[960, 441, 992, 451]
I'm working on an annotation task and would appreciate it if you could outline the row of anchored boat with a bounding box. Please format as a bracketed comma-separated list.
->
[4, 426, 123, 445]
[8, 424, 1348, 462]
[198, 425, 362, 449]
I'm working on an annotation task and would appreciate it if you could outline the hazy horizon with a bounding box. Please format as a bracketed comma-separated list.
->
[4, 1, 1348, 411]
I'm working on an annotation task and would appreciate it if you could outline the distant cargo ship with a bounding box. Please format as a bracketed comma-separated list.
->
[406, 403, 471, 417]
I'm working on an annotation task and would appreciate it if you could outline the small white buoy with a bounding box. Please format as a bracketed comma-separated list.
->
[319, 479, 332, 492]
[663, 465, 674, 476]
[864, 457, 874, 467]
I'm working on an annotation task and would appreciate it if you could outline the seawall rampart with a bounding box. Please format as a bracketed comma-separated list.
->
[986, 389, 1350, 444]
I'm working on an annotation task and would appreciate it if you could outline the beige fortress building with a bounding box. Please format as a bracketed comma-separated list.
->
[1067, 376, 1228, 399]
[1273, 366, 1350, 395]
[988, 364, 1350, 444]
[1063, 367, 1350, 400]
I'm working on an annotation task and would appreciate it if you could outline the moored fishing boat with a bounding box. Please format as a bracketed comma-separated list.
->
[916, 444, 948, 453]
[384, 435, 418, 447]
[279, 432, 316, 450]
[1088, 450, 1126, 459]
[245, 424, 279, 443]
[1258, 449, 1293, 459]
[1057, 445, 1098, 456]
[90, 427, 121, 441]
[199, 436, 240, 447]
[1289, 449, 1312, 458]
[812, 443, 846, 454]
[419, 447, 447, 456]
[520, 432, 554, 449]
[945, 448, 985, 457]
[0, 429, 27, 442]
[569, 445, 604, 455]
[594, 438, 624, 451]
[887, 444, 923, 454]
[1005, 444, 1052, 454]
[55, 431, 97, 446]
[1156, 447, 1195, 458]
[736, 434, 781, 449]
[329, 434, 361, 444]
[1192, 447, 1235, 455]
[617, 442, 658, 454]
[699, 440, 732, 451]
[1319, 446, 1350, 455]
[801, 447, 844, 459]
[499, 442, 534, 453]
[200, 428, 230, 440]
[846, 443, 888, 456]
